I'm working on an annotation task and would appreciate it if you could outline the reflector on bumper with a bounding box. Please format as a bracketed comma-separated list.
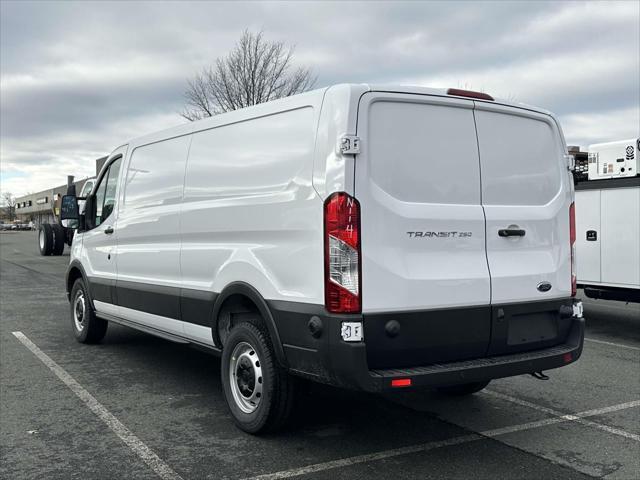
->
[341, 322, 363, 342]
[573, 301, 583, 318]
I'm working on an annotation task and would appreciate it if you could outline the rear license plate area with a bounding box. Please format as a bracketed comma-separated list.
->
[486, 299, 573, 356]
[507, 312, 558, 346]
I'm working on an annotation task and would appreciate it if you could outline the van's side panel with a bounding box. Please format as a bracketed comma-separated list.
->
[115, 135, 192, 336]
[180, 106, 324, 336]
[474, 104, 572, 304]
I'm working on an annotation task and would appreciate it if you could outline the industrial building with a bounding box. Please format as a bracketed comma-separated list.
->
[13, 156, 107, 226]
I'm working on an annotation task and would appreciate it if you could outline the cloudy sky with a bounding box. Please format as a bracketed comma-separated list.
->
[1, 0, 639, 198]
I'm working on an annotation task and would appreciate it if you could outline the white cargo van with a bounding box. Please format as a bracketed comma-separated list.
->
[61, 84, 584, 433]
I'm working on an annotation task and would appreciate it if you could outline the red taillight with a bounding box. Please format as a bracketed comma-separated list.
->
[391, 378, 412, 388]
[324, 192, 361, 313]
[570, 202, 576, 297]
[447, 88, 494, 101]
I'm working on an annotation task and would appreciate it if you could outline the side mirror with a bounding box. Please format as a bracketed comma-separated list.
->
[60, 195, 79, 229]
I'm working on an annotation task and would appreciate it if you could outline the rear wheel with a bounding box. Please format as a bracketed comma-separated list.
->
[438, 380, 490, 396]
[38, 224, 53, 255]
[52, 224, 65, 255]
[70, 278, 108, 343]
[221, 321, 294, 433]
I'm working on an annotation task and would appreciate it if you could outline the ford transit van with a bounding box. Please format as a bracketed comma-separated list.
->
[62, 84, 584, 433]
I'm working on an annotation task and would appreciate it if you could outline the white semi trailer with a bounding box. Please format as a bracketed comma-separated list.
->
[575, 138, 640, 303]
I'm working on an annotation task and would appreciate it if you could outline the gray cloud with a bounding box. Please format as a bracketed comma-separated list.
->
[1, 0, 639, 197]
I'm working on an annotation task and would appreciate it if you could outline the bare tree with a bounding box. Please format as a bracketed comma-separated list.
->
[1, 192, 16, 221]
[182, 30, 316, 121]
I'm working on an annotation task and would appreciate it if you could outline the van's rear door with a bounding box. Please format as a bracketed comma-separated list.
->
[354, 92, 491, 368]
[474, 103, 573, 355]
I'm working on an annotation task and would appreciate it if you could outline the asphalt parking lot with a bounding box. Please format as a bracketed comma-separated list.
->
[1, 230, 638, 480]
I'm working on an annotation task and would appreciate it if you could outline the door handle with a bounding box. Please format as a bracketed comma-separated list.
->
[104, 226, 114, 235]
[498, 228, 525, 237]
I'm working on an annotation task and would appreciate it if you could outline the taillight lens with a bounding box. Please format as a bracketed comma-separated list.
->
[570, 202, 576, 296]
[324, 192, 361, 313]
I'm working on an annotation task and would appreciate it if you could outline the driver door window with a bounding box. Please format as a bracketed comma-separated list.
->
[93, 158, 122, 227]
[102, 159, 121, 221]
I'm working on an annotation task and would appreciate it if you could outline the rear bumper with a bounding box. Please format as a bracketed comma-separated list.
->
[270, 299, 584, 392]
[360, 316, 583, 391]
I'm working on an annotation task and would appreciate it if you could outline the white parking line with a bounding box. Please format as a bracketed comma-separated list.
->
[243, 398, 640, 480]
[12, 331, 183, 480]
[248, 433, 484, 480]
[483, 390, 640, 442]
[585, 337, 640, 351]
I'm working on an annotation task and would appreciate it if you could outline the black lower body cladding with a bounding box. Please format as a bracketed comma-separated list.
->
[75, 272, 584, 393]
[82, 276, 216, 327]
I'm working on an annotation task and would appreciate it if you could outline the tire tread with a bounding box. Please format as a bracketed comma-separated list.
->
[70, 278, 108, 344]
[38, 224, 53, 256]
[222, 320, 294, 433]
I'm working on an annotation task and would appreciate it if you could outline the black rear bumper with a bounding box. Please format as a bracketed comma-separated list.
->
[269, 299, 584, 393]
[368, 317, 583, 390]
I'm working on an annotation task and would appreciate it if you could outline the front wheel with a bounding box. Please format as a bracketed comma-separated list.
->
[70, 278, 108, 343]
[221, 321, 294, 434]
[438, 380, 491, 396]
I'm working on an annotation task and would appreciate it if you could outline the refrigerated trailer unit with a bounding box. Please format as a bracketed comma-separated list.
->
[575, 174, 640, 303]
[587, 138, 639, 180]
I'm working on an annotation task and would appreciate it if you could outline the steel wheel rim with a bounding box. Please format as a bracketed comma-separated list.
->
[39, 230, 45, 250]
[73, 290, 86, 332]
[229, 341, 263, 414]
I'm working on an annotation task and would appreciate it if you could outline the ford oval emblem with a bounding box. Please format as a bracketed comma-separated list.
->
[537, 282, 552, 292]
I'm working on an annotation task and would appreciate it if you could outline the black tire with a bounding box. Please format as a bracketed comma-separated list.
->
[52, 224, 65, 255]
[38, 224, 53, 256]
[70, 278, 108, 343]
[438, 380, 491, 396]
[221, 321, 294, 434]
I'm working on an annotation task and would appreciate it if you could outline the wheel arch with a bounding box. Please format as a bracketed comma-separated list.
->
[211, 282, 287, 368]
[66, 260, 91, 306]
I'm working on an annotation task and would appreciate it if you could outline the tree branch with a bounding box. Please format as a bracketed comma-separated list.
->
[181, 30, 316, 120]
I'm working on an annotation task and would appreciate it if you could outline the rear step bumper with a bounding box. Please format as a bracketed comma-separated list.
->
[330, 315, 584, 392]
[270, 299, 584, 393]
[370, 324, 582, 387]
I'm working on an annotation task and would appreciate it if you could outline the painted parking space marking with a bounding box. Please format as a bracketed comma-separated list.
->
[584, 337, 640, 351]
[12, 331, 183, 480]
[483, 390, 640, 442]
[243, 398, 640, 480]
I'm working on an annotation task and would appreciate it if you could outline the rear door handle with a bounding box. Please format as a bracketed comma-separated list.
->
[104, 226, 114, 235]
[498, 228, 525, 237]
